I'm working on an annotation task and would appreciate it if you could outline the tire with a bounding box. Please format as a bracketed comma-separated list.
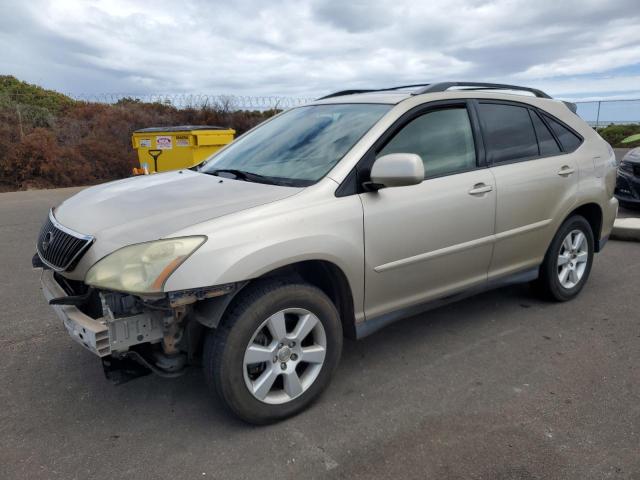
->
[535, 215, 595, 302]
[203, 280, 342, 424]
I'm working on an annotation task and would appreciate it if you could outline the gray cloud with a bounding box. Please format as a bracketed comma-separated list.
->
[0, 0, 639, 99]
[311, 1, 391, 33]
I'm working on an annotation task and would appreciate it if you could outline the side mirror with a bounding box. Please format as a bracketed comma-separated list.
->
[368, 153, 424, 189]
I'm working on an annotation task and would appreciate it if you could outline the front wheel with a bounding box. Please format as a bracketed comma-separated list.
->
[535, 215, 594, 302]
[203, 281, 342, 424]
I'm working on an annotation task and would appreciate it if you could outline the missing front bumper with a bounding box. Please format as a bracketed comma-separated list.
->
[40, 269, 164, 357]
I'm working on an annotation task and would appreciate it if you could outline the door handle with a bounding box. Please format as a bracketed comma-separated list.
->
[557, 165, 575, 177]
[468, 183, 493, 195]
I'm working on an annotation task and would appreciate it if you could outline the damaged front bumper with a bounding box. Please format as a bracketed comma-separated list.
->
[41, 269, 164, 357]
[40, 265, 242, 383]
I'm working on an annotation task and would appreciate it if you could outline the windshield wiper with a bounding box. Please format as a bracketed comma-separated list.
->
[202, 168, 311, 187]
[205, 168, 272, 183]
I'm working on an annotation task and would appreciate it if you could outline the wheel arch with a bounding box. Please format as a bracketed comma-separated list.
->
[566, 202, 604, 251]
[193, 259, 357, 339]
[261, 260, 357, 339]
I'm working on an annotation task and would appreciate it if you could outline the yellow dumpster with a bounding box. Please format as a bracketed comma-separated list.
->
[131, 125, 235, 173]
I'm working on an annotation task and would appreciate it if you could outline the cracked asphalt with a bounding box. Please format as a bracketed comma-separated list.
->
[1, 187, 639, 480]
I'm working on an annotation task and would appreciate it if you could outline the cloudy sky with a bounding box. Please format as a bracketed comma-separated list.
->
[1, 0, 640, 100]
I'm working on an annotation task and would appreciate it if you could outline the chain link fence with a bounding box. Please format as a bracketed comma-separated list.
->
[573, 99, 640, 127]
[5, 89, 640, 123]
[70, 95, 640, 123]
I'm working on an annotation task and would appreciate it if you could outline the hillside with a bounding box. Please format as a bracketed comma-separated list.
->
[0, 76, 275, 191]
[0, 75, 76, 114]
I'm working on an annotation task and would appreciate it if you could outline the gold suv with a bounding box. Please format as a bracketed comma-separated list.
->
[35, 82, 618, 423]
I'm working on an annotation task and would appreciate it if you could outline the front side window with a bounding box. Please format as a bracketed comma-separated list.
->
[478, 103, 538, 163]
[200, 104, 390, 186]
[378, 108, 476, 178]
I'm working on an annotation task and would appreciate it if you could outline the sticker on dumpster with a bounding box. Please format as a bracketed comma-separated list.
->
[176, 135, 190, 147]
[156, 136, 173, 149]
[139, 138, 151, 148]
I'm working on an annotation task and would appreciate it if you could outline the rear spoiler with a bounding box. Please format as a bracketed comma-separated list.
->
[562, 101, 578, 114]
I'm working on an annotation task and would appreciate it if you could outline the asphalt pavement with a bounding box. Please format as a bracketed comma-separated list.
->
[1, 187, 639, 480]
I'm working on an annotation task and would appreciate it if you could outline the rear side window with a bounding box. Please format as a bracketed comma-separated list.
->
[378, 107, 476, 178]
[478, 103, 538, 163]
[530, 111, 561, 156]
[542, 114, 582, 152]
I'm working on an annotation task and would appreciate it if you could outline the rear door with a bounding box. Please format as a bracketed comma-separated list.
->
[477, 101, 580, 279]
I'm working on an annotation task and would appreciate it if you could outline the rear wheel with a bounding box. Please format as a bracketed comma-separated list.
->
[535, 215, 594, 302]
[203, 281, 342, 424]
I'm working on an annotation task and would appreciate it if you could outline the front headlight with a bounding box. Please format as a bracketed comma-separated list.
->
[85, 236, 206, 294]
[619, 161, 633, 174]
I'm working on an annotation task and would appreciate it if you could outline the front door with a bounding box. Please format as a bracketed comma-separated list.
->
[360, 104, 496, 320]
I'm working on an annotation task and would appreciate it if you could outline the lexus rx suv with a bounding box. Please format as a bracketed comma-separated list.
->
[35, 82, 618, 424]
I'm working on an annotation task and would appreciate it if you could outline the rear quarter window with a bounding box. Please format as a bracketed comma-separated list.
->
[530, 110, 561, 156]
[542, 113, 583, 152]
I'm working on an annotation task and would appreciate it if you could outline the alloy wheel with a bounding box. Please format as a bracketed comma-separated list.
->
[242, 308, 327, 404]
[557, 229, 589, 289]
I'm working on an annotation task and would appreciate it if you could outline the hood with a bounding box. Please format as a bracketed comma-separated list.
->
[54, 170, 301, 246]
[622, 147, 640, 164]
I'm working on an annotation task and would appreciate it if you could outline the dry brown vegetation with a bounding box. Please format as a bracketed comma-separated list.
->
[0, 76, 276, 191]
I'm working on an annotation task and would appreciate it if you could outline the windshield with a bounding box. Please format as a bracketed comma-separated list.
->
[200, 104, 390, 186]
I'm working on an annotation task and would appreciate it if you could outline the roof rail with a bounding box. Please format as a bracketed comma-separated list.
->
[317, 83, 433, 100]
[414, 82, 552, 99]
[378, 83, 432, 91]
[317, 89, 377, 100]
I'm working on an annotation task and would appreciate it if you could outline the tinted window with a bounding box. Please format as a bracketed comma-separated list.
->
[531, 110, 561, 155]
[543, 114, 582, 152]
[378, 108, 476, 177]
[478, 103, 538, 163]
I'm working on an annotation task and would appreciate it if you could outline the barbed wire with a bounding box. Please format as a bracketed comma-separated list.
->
[2, 92, 315, 111]
[84, 93, 315, 110]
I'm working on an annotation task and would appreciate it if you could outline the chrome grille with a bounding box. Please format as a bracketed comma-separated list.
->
[37, 210, 94, 271]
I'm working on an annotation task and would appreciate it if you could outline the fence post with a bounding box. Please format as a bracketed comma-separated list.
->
[15, 105, 24, 140]
[595, 101, 601, 129]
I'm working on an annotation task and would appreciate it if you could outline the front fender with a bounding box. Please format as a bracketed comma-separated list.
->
[163, 189, 365, 321]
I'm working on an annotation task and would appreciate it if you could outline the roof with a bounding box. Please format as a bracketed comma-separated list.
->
[316, 82, 568, 104]
[312, 81, 577, 113]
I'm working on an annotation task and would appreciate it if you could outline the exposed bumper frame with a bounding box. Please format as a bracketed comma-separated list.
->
[41, 270, 164, 357]
[41, 269, 111, 356]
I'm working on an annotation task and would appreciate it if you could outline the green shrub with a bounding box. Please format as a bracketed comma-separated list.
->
[597, 124, 640, 148]
[0, 75, 75, 114]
